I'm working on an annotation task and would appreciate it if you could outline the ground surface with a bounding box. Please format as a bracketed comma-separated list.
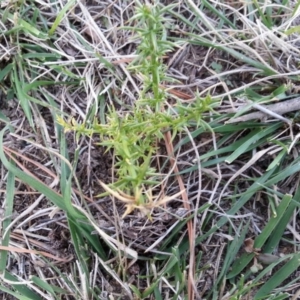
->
[1, 1, 300, 300]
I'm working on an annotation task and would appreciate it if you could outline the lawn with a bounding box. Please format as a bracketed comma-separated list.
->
[0, 0, 300, 299]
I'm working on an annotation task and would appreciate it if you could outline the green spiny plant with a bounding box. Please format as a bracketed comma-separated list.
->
[57, 1, 216, 217]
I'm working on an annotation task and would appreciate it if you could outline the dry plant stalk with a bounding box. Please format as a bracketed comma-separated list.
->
[0, 245, 73, 263]
[226, 97, 300, 123]
[163, 131, 196, 300]
[98, 180, 184, 219]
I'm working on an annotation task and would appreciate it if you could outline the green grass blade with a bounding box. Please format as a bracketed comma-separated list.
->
[189, 36, 277, 76]
[0, 63, 13, 82]
[266, 150, 286, 171]
[254, 194, 292, 248]
[31, 276, 68, 295]
[254, 253, 300, 299]
[67, 216, 89, 274]
[5, 12, 48, 38]
[0, 126, 106, 259]
[142, 247, 179, 298]
[162, 167, 276, 260]
[13, 64, 34, 128]
[216, 221, 250, 284]
[0, 127, 68, 211]
[175, 123, 280, 175]
[202, 0, 236, 28]
[225, 123, 281, 163]
[0, 168, 15, 272]
[264, 159, 300, 186]
[227, 194, 292, 279]
[253, 0, 271, 28]
[268, 294, 289, 300]
[263, 192, 300, 254]
[0, 285, 33, 300]
[3, 271, 43, 300]
[227, 253, 255, 279]
[48, 0, 76, 36]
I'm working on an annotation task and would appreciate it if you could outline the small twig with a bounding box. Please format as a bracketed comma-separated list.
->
[225, 97, 300, 123]
[245, 100, 292, 125]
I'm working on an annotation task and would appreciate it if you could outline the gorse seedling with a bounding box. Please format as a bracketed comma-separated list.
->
[126, 1, 174, 108]
[58, 1, 214, 217]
